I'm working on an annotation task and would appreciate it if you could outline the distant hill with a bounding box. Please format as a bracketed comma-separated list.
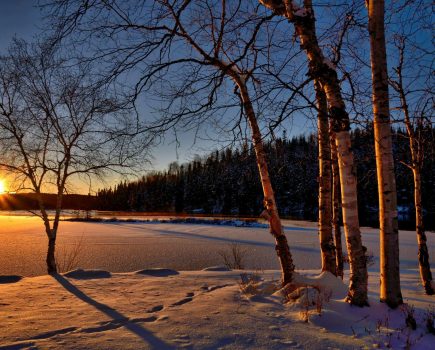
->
[0, 193, 97, 211]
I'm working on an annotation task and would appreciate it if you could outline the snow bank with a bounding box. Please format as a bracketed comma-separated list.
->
[63, 269, 112, 279]
[64, 216, 269, 228]
[201, 265, 231, 272]
[134, 268, 179, 277]
[0, 275, 22, 284]
[294, 270, 348, 298]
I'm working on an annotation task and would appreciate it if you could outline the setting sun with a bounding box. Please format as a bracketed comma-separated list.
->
[0, 180, 6, 194]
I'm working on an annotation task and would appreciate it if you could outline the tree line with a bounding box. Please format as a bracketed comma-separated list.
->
[97, 126, 435, 231]
[0, 193, 96, 211]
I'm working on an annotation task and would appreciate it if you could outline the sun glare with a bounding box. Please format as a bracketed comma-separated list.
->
[0, 180, 6, 194]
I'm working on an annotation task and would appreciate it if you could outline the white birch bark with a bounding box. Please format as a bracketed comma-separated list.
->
[259, 0, 368, 306]
[368, 0, 403, 307]
[330, 127, 344, 279]
[236, 79, 295, 286]
[315, 79, 336, 275]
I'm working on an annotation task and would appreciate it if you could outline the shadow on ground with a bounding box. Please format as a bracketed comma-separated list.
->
[53, 274, 174, 350]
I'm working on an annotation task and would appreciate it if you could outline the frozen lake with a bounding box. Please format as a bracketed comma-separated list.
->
[0, 214, 433, 277]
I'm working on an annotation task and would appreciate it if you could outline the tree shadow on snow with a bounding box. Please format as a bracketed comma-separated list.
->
[52, 274, 174, 350]
[114, 224, 320, 254]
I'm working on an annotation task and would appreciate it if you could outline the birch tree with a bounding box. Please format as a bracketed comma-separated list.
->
[0, 40, 149, 273]
[315, 79, 336, 275]
[390, 36, 434, 295]
[262, 49, 339, 276]
[330, 126, 344, 279]
[367, 0, 403, 308]
[259, 0, 368, 306]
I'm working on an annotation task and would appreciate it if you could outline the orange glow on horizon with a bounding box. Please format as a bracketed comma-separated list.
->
[0, 180, 6, 194]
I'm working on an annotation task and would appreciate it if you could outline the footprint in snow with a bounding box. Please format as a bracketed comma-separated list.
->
[206, 284, 233, 292]
[172, 334, 192, 347]
[268, 325, 280, 331]
[276, 339, 301, 348]
[170, 297, 193, 306]
[146, 304, 164, 313]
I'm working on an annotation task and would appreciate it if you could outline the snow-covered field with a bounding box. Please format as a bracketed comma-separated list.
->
[0, 215, 434, 349]
[0, 215, 322, 276]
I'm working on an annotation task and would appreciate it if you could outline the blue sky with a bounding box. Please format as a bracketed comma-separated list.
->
[0, 1, 217, 172]
[0, 1, 41, 47]
[0, 2, 189, 170]
[0, 1, 314, 178]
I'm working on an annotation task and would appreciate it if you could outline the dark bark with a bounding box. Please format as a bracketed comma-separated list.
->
[330, 128, 344, 279]
[315, 79, 336, 275]
[46, 236, 57, 274]
[414, 169, 434, 295]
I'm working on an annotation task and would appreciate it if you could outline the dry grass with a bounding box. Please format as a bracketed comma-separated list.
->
[218, 242, 248, 270]
[282, 283, 332, 322]
[55, 234, 84, 273]
[425, 305, 435, 334]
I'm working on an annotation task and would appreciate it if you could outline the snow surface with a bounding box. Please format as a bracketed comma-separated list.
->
[0, 215, 434, 349]
[0, 215, 321, 277]
[1, 268, 434, 349]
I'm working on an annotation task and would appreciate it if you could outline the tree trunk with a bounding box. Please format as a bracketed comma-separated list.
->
[46, 236, 57, 274]
[330, 127, 344, 279]
[259, 0, 368, 305]
[35, 194, 58, 274]
[334, 129, 368, 305]
[368, 0, 403, 308]
[393, 41, 434, 295]
[315, 79, 336, 275]
[402, 95, 434, 295]
[413, 168, 434, 294]
[237, 78, 295, 286]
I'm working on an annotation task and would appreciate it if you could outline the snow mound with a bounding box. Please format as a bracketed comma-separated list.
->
[135, 268, 179, 277]
[63, 269, 111, 279]
[202, 265, 231, 272]
[286, 286, 321, 308]
[242, 280, 279, 298]
[0, 275, 22, 284]
[294, 271, 347, 298]
[271, 271, 347, 304]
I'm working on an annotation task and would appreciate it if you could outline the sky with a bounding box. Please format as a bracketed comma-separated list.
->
[1, 1, 430, 192]
[0, 1, 315, 194]
[0, 1, 41, 45]
[0, 1, 207, 172]
[0, 2, 219, 191]
[1, 1, 431, 196]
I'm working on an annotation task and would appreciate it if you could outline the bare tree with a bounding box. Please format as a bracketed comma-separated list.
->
[367, 0, 403, 308]
[259, 0, 368, 306]
[0, 40, 150, 273]
[45, 0, 298, 285]
[390, 36, 434, 295]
